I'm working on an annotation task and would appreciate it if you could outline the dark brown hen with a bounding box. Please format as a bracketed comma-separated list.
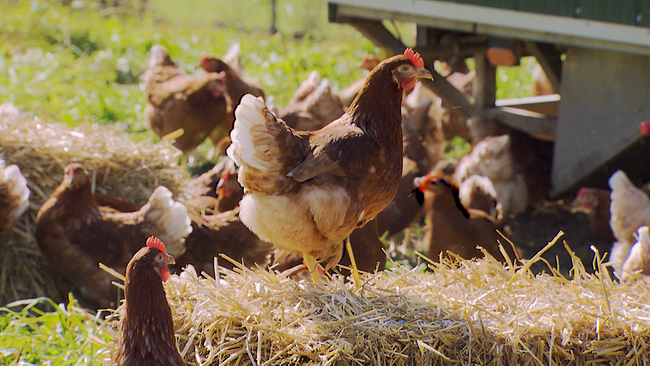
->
[114, 237, 186, 366]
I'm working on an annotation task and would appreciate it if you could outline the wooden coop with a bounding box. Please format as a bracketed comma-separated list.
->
[323, 0, 650, 197]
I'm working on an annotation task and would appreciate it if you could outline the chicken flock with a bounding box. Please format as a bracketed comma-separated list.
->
[1, 42, 650, 364]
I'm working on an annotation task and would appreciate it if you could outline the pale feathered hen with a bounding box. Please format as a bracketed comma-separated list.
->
[608, 170, 650, 275]
[620, 226, 650, 282]
[0, 160, 30, 236]
[227, 49, 432, 280]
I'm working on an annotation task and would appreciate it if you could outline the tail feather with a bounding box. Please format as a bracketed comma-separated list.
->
[620, 226, 650, 281]
[0, 160, 30, 234]
[142, 186, 192, 257]
[227, 95, 278, 173]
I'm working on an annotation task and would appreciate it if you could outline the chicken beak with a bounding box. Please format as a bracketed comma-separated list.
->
[414, 68, 433, 80]
[165, 253, 175, 266]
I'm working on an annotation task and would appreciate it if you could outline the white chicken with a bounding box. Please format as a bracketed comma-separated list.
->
[0, 160, 30, 236]
[620, 226, 650, 282]
[608, 170, 650, 276]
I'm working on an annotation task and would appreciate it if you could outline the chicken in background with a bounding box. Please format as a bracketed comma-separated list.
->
[35, 163, 192, 308]
[608, 170, 650, 276]
[199, 53, 265, 145]
[455, 134, 528, 218]
[278, 73, 345, 131]
[414, 172, 517, 263]
[0, 160, 30, 236]
[337, 54, 382, 108]
[620, 226, 650, 282]
[458, 174, 502, 220]
[571, 187, 616, 244]
[221, 42, 244, 75]
[173, 207, 272, 277]
[405, 81, 472, 142]
[227, 49, 432, 280]
[181, 157, 243, 213]
[114, 236, 186, 366]
[531, 63, 556, 96]
[376, 98, 443, 253]
[143, 44, 231, 155]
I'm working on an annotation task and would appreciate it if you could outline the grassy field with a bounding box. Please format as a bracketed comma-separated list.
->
[0, 0, 536, 363]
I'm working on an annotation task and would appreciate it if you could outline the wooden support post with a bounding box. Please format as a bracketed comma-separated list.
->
[473, 51, 497, 110]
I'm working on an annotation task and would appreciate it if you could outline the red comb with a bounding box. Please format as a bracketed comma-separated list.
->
[640, 121, 650, 136]
[199, 54, 212, 66]
[146, 236, 167, 254]
[404, 48, 424, 69]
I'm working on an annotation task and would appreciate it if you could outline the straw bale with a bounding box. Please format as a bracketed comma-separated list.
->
[0, 104, 189, 305]
[104, 233, 650, 365]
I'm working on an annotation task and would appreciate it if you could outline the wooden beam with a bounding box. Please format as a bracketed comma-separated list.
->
[419, 74, 474, 114]
[495, 94, 560, 117]
[524, 41, 563, 92]
[482, 107, 557, 140]
[473, 51, 497, 109]
[345, 18, 406, 54]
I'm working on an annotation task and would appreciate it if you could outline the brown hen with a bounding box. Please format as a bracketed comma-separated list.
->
[35, 163, 192, 308]
[114, 236, 185, 366]
[143, 45, 231, 154]
[227, 49, 432, 280]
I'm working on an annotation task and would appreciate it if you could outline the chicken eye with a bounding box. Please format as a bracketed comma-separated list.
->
[156, 253, 164, 262]
[400, 65, 412, 73]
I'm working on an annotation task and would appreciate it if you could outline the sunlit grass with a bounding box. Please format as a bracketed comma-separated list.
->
[0, 295, 113, 365]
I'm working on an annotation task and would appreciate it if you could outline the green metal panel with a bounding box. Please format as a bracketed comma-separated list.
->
[637, 1, 650, 27]
[428, 0, 644, 26]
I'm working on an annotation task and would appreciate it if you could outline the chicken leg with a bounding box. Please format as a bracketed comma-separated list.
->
[303, 252, 322, 283]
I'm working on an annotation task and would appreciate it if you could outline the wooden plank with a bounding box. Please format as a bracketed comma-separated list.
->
[495, 94, 560, 117]
[473, 50, 497, 109]
[482, 107, 557, 140]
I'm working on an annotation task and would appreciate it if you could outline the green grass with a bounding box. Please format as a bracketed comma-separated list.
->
[0, 0, 536, 362]
[0, 296, 113, 365]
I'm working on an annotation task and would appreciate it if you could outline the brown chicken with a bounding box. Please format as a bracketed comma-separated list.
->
[227, 49, 432, 280]
[35, 163, 192, 308]
[174, 207, 272, 277]
[199, 55, 265, 110]
[143, 44, 231, 154]
[608, 170, 650, 276]
[181, 157, 243, 213]
[415, 172, 517, 263]
[376, 97, 442, 244]
[279, 74, 345, 131]
[571, 187, 616, 244]
[0, 160, 30, 236]
[114, 236, 186, 366]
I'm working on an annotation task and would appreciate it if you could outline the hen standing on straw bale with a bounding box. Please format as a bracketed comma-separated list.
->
[114, 236, 186, 366]
[414, 172, 517, 262]
[0, 160, 30, 236]
[608, 170, 650, 277]
[227, 49, 432, 281]
[35, 163, 192, 308]
[143, 44, 230, 154]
